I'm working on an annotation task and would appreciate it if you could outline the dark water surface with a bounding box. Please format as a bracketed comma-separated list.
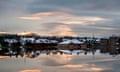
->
[0, 51, 120, 72]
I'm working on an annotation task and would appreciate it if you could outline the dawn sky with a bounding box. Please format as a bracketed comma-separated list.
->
[0, 0, 120, 37]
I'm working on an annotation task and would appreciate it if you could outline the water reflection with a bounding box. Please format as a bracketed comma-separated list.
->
[34, 54, 73, 66]
[0, 50, 120, 72]
[63, 64, 105, 72]
[0, 56, 9, 59]
[19, 69, 41, 72]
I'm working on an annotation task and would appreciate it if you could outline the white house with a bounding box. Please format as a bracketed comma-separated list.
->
[58, 39, 84, 50]
[20, 37, 35, 44]
[35, 39, 50, 43]
[4, 39, 18, 43]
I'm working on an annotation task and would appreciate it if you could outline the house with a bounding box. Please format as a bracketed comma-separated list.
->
[20, 37, 35, 45]
[4, 39, 18, 44]
[57, 39, 85, 50]
[35, 39, 50, 43]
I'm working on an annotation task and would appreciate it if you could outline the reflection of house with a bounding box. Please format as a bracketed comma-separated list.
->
[100, 38, 109, 53]
[108, 36, 120, 54]
[80, 42, 87, 50]
[31, 39, 57, 50]
[31, 43, 57, 50]
[100, 36, 120, 54]
[58, 39, 86, 50]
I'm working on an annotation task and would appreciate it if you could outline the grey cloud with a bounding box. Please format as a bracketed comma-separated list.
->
[42, 22, 66, 27]
[69, 24, 120, 37]
[39, 22, 68, 31]
[0, 0, 33, 15]
[28, 0, 120, 14]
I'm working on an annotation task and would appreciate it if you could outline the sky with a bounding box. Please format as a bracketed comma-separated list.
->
[0, 0, 120, 37]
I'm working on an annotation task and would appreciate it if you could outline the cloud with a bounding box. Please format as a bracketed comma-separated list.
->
[50, 25, 78, 36]
[19, 11, 107, 25]
[18, 11, 72, 20]
[42, 22, 66, 29]
[0, 0, 34, 15]
[19, 17, 41, 20]
[38, 23, 78, 36]
[0, 0, 120, 37]
[18, 11, 108, 36]
[28, 0, 120, 14]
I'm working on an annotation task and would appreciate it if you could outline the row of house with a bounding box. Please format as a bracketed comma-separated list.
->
[22, 38, 88, 50]
[1, 36, 94, 51]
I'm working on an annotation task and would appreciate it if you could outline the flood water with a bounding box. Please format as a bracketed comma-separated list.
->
[0, 51, 120, 72]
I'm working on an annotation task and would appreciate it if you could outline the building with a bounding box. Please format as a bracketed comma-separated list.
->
[57, 39, 85, 50]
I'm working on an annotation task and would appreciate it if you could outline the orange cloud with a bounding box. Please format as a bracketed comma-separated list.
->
[0, 32, 8, 34]
[62, 16, 106, 25]
[18, 11, 71, 20]
[0, 32, 16, 35]
[32, 11, 72, 17]
[19, 17, 41, 20]
[17, 32, 33, 35]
